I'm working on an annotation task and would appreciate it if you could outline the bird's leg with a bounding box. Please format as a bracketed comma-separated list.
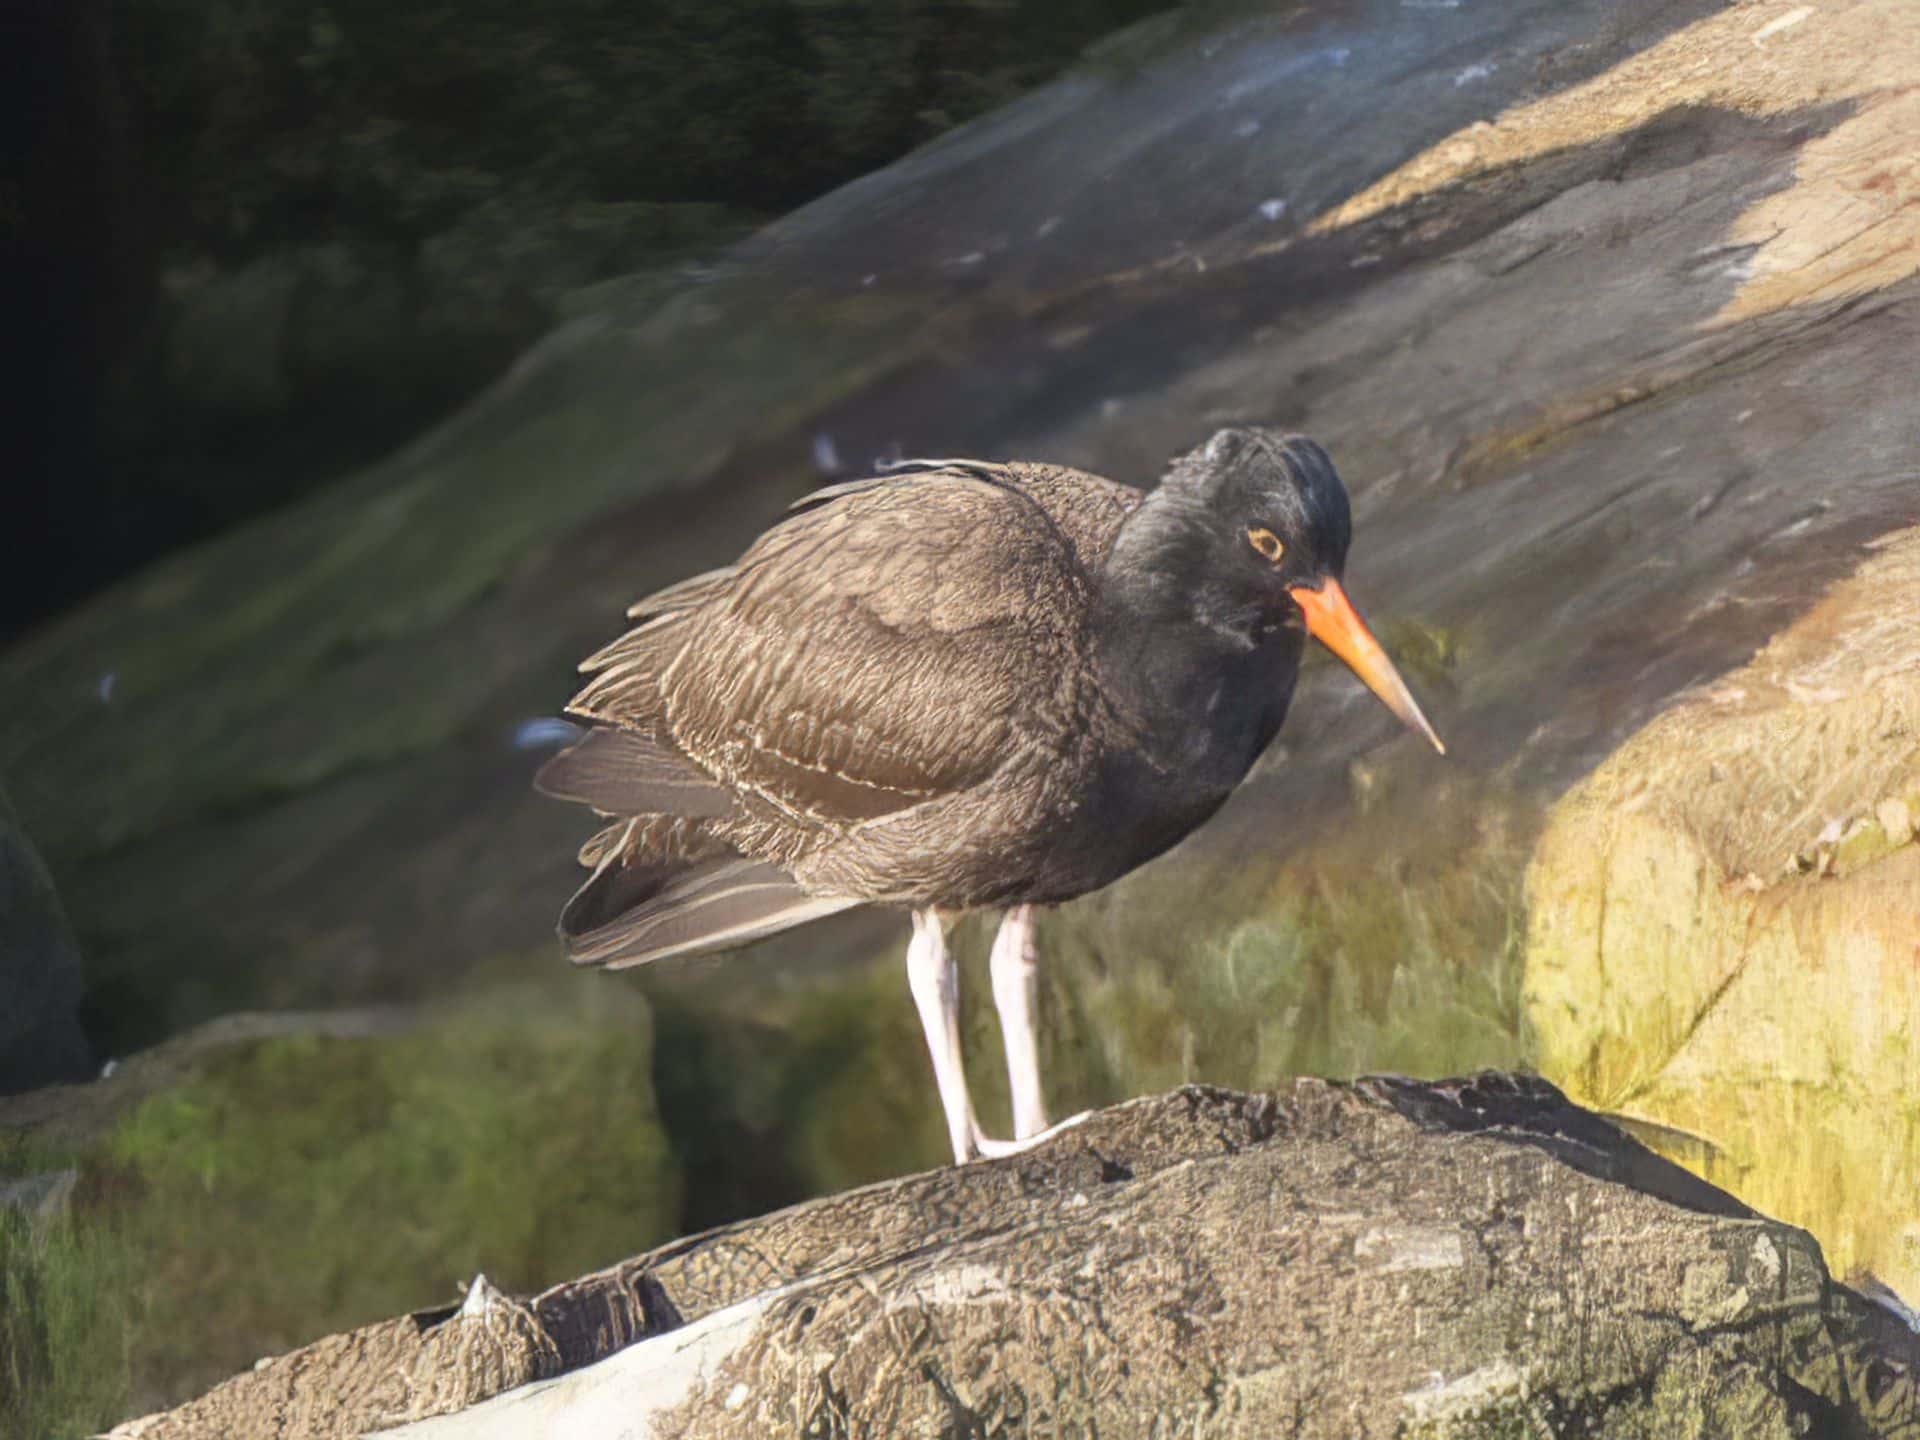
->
[905, 908, 983, 1165]
[988, 904, 1049, 1139]
[906, 907, 1092, 1165]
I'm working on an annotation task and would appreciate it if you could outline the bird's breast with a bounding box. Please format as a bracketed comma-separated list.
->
[1020, 629, 1302, 900]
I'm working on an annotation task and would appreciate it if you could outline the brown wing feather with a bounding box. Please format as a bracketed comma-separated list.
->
[657, 473, 1096, 837]
[551, 461, 1136, 902]
[992, 461, 1143, 564]
[623, 566, 736, 622]
[533, 727, 734, 818]
[792, 460, 1142, 564]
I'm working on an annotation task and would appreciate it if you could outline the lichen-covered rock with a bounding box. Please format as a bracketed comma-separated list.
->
[0, 780, 90, 1093]
[1526, 527, 1920, 1300]
[108, 1079, 1920, 1439]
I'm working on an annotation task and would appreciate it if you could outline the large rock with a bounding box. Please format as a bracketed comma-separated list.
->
[5, 0, 1920, 1270]
[108, 1078, 1920, 1438]
[0, 780, 90, 1092]
[1527, 526, 1920, 1300]
[0, 989, 681, 1422]
[7, 0, 1917, 1052]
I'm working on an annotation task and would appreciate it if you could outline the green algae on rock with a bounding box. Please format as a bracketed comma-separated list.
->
[0, 987, 679, 1425]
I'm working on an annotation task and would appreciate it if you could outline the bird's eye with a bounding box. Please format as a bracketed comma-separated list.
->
[1246, 527, 1285, 563]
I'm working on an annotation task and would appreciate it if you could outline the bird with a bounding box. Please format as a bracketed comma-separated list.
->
[537, 427, 1443, 1164]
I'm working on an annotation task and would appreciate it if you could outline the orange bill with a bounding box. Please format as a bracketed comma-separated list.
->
[1288, 578, 1446, 755]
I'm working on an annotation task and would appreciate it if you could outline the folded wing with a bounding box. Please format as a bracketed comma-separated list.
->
[544, 466, 1098, 963]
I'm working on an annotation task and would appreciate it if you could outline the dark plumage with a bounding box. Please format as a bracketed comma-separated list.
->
[539, 427, 1441, 1161]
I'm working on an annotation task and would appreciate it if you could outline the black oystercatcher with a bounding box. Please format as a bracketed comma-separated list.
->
[539, 428, 1442, 1163]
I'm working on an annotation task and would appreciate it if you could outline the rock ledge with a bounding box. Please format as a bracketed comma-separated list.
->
[114, 1075, 1920, 1439]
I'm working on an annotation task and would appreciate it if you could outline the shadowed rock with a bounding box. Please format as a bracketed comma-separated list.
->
[109, 1078, 1920, 1438]
[0, 779, 90, 1093]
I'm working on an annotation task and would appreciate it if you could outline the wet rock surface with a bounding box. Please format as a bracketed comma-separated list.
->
[110, 1078, 1920, 1439]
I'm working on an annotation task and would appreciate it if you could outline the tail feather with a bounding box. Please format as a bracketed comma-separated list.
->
[623, 566, 736, 622]
[561, 851, 858, 968]
[534, 727, 734, 819]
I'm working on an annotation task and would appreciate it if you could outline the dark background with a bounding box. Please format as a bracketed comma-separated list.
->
[4, 0, 1161, 641]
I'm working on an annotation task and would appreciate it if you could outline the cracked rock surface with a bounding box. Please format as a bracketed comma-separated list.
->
[114, 1078, 1920, 1439]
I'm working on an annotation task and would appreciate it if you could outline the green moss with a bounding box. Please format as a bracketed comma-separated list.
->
[0, 1158, 136, 1440]
[1048, 786, 1533, 1113]
[1, 1143, 123, 1434]
[3, 986, 679, 1424]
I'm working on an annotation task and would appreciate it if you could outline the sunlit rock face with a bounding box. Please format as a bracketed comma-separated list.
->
[1527, 527, 1920, 1300]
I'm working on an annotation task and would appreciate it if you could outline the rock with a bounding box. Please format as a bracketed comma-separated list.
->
[1879, 796, 1915, 849]
[6, 0, 1914, 1055]
[0, 1006, 417, 1148]
[5, 0, 1920, 1279]
[0, 989, 681, 1418]
[20, 0, 1155, 633]
[1526, 527, 1920, 1300]
[0, 779, 91, 1093]
[107, 1276, 562, 1440]
[107, 1079, 1920, 1438]
[0, 1168, 79, 1225]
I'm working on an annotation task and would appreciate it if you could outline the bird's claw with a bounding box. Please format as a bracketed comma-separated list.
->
[965, 1109, 1092, 1162]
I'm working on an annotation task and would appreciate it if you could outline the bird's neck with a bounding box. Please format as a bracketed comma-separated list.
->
[1092, 497, 1301, 782]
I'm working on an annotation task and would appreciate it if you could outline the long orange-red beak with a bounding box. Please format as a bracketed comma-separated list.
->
[1288, 579, 1446, 754]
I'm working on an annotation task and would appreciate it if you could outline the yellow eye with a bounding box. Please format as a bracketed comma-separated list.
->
[1247, 526, 1285, 563]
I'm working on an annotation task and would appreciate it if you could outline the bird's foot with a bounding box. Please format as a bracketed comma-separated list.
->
[966, 1109, 1092, 1162]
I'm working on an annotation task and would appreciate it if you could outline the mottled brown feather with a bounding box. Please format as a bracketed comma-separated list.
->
[668, 475, 1088, 824]
[555, 463, 1142, 908]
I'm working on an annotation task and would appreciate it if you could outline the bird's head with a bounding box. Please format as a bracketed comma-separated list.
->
[1151, 426, 1445, 754]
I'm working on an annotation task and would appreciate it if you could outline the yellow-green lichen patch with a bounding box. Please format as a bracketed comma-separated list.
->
[1524, 525, 1920, 1301]
[1047, 777, 1535, 1107]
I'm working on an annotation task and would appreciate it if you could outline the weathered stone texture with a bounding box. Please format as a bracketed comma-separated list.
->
[112, 1079, 1920, 1439]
